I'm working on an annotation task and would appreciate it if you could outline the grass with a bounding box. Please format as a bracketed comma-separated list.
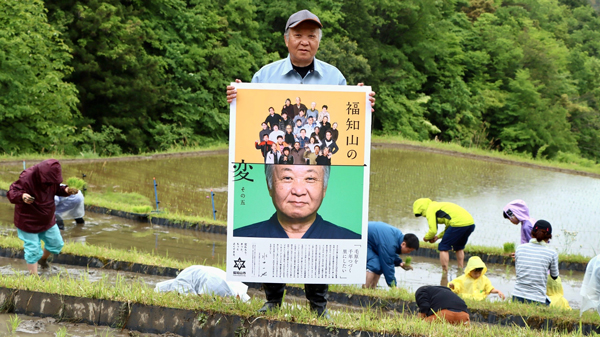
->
[504, 242, 516, 254]
[0, 272, 597, 337]
[418, 241, 592, 264]
[0, 234, 597, 330]
[0, 142, 229, 162]
[0, 179, 10, 191]
[0, 234, 203, 271]
[372, 134, 600, 176]
[4, 134, 599, 177]
[84, 189, 225, 226]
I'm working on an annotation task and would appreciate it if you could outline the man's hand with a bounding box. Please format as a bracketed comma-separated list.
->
[22, 193, 34, 204]
[357, 83, 376, 111]
[226, 79, 242, 103]
[400, 262, 413, 271]
[66, 187, 79, 195]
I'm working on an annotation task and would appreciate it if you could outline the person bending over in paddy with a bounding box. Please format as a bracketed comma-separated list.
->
[415, 285, 470, 325]
[7, 159, 78, 274]
[54, 188, 86, 230]
[546, 275, 571, 310]
[503, 199, 535, 245]
[364, 221, 419, 289]
[155, 265, 250, 302]
[513, 220, 559, 305]
[413, 198, 475, 279]
[449, 256, 505, 300]
[580, 253, 600, 315]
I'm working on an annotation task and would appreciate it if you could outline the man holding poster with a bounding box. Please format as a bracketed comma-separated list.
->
[226, 9, 374, 318]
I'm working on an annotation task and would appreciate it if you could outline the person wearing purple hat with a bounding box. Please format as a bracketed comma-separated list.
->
[225, 9, 375, 318]
[503, 199, 535, 244]
[512, 220, 559, 305]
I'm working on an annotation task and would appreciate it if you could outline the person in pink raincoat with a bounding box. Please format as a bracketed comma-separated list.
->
[503, 199, 535, 244]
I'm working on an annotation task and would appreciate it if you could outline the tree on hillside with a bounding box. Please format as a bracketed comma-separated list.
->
[0, 0, 79, 155]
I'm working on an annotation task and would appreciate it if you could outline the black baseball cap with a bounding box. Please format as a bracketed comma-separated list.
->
[533, 220, 552, 235]
[285, 10, 322, 30]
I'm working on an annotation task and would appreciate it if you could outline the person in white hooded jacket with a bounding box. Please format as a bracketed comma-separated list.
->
[581, 254, 600, 316]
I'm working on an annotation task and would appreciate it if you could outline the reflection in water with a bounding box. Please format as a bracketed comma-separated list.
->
[1, 148, 599, 254]
[0, 200, 226, 264]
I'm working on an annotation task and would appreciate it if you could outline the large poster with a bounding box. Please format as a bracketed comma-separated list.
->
[226, 83, 371, 284]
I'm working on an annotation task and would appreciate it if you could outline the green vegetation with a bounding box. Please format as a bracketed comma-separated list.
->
[0, 235, 200, 270]
[504, 242, 516, 254]
[404, 256, 412, 266]
[0, 0, 79, 155]
[419, 241, 592, 263]
[85, 191, 153, 214]
[0, 272, 597, 337]
[5, 314, 21, 335]
[0, 234, 596, 329]
[1, 0, 600, 164]
[374, 135, 600, 175]
[65, 177, 86, 191]
[0, 142, 228, 162]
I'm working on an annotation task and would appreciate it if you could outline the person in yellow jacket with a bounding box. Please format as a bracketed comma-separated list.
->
[547, 275, 571, 310]
[413, 198, 475, 274]
[449, 256, 505, 300]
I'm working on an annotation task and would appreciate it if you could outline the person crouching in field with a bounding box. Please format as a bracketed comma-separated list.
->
[547, 275, 571, 310]
[7, 159, 78, 274]
[416, 285, 470, 325]
[449, 256, 505, 300]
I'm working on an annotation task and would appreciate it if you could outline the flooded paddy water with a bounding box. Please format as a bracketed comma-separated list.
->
[0, 146, 598, 309]
[1, 146, 594, 256]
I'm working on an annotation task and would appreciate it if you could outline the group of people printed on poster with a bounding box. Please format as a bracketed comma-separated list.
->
[255, 97, 340, 166]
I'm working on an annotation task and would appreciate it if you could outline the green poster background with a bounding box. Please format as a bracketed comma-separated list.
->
[233, 164, 364, 235]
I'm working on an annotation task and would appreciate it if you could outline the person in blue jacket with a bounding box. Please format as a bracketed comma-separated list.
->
[364, 221, 419, 288]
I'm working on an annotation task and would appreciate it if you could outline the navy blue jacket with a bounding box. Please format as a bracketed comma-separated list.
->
[368, 221, 405, 286]
[234, 213, 361, 239]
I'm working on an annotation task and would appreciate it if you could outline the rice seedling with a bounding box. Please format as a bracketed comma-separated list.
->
[5, 314, 21, 335]
[404, 256, 412, 266]
[0, 272, 595, 337]
[65, 177, 86, 191]
[55, 326, 69, 337]
[503, 242, 516, 254]
[0, 233, 595, 329]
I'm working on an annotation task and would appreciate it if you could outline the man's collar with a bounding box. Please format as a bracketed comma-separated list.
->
[281, 54, 321, 76]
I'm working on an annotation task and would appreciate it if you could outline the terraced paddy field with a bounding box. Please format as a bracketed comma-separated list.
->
[0, 145, 599, 335]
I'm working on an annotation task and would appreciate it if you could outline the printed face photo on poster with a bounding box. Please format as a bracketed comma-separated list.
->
[232, 164, 364, 240]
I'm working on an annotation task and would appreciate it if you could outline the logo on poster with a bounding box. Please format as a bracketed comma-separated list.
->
[234, 257, 246, 270]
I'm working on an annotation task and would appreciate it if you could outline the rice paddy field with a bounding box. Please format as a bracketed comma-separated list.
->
[1, 146, 598, 256]
[0, 145, 599, 335]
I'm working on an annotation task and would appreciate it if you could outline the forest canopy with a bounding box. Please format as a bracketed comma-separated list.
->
[1, 0, 599, 162]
